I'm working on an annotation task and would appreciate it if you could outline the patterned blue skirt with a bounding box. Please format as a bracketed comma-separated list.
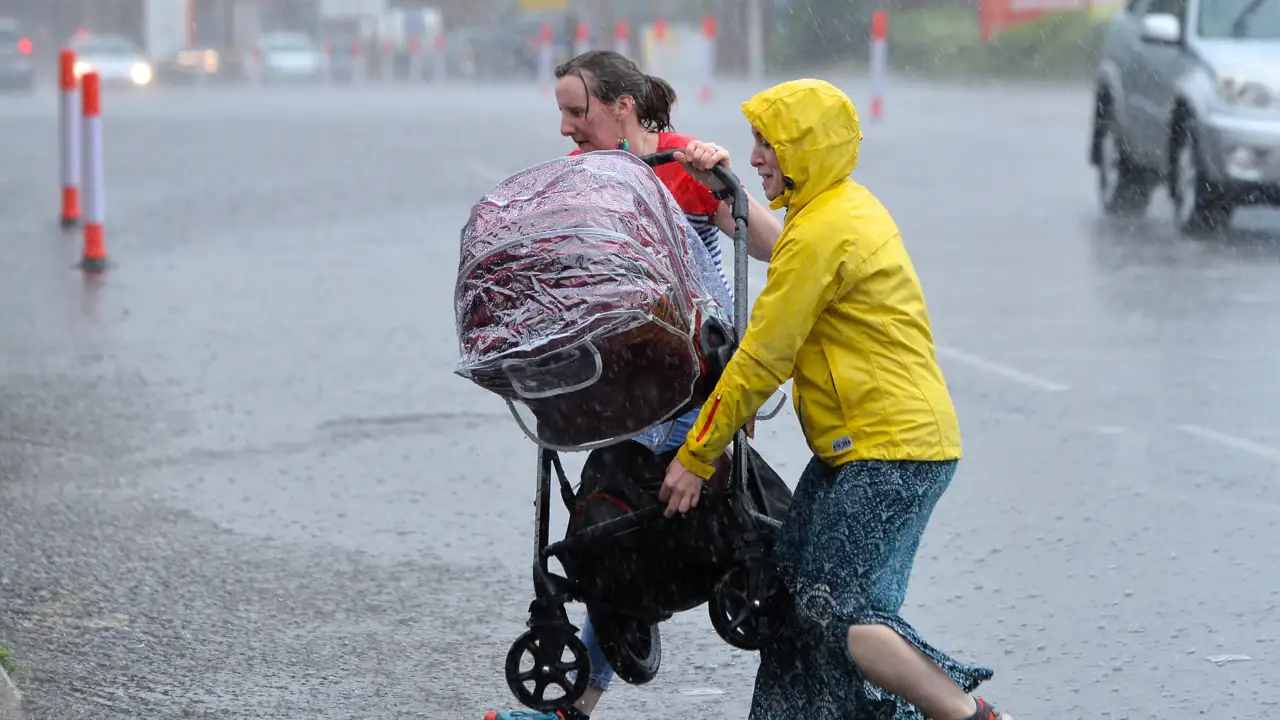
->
[748, 457, 994, 720]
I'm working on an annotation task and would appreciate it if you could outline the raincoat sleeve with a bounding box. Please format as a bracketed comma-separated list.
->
[676, 226, 847, 479]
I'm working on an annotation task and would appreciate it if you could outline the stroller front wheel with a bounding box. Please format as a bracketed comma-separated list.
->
[708, 561, 792, 651]
[504, 626, 592, 712]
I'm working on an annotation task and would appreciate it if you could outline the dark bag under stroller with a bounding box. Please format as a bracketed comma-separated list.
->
[549, 438, 792, 687]
[561, 440, 792, 622]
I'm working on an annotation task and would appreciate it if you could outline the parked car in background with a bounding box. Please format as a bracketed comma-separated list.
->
[155, 44, 246, 85]
[0, 17, 35, 92]
[254, 31, 326, 83]
[71, 33, 153, 88]
[1090, 0, 1280, 234]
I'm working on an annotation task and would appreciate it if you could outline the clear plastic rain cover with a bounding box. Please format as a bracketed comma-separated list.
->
[454, 150, 726, 451]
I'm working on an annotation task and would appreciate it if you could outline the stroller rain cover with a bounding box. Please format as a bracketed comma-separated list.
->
[454, 150, 727, 451]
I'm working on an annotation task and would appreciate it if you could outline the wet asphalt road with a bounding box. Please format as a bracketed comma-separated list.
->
[1, 73, 1278, 720]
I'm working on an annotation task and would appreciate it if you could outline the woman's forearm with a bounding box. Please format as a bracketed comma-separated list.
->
[716, 195, 782, 263]
[746, 196, 782, 261]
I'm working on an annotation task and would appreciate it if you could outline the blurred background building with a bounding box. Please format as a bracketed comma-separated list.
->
[0, 1, 1122, 86]
[0, 0, 777, 79]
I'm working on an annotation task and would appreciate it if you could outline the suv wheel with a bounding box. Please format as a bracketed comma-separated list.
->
[1097, 110, 1153, 216]
[1170, 120, 1233, 234]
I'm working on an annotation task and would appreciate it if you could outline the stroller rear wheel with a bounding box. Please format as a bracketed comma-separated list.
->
[504, 625, 592, 712]
[586, 605, 662, 685]
[709, 560, 792, 651]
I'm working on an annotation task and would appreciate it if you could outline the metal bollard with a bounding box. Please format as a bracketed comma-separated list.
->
[381, 40, 394, 83]
[701, 15, 716, 104]
[79, 71, 107, 272]
[352, 41, 365, 84]
[870, 11, 888, 121]
[246, 46, 261, 86]
[408, 35, 423, 83]
[59, 48, 80, 228]
[536, 24, 552, 93]
[649, 18, 667, 77]
[614, 19, 630, 60]
[432, 33, 446, 83]
[573, 20, 589, 56]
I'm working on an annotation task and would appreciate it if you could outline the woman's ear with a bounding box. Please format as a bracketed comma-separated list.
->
[615, 94, 635, 118]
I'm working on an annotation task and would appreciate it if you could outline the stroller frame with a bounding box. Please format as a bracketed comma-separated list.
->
[502, 152, 791, 713]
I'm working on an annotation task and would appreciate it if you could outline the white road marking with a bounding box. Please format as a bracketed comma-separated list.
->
[936, 346, 1070, 392]
[1177, 424, 1278, 460]
[1090, 426, 1280, 515]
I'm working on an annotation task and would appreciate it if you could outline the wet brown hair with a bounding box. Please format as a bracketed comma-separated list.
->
[555, 50, 677, 133]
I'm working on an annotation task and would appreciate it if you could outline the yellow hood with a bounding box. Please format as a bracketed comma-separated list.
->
[741, 79, 863, 213]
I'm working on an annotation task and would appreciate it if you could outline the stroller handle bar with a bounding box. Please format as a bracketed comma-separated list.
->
[640, 149, 751, 340]
[640, 148, 755, 522]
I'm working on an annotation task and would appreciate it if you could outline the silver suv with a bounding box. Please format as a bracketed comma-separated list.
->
[1090, 0, 1280, 233]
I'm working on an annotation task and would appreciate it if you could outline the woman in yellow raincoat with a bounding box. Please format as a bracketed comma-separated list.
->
[660, 79, 1014, 720]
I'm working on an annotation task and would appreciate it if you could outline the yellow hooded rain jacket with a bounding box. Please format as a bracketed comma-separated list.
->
[675, 79, 963, 479]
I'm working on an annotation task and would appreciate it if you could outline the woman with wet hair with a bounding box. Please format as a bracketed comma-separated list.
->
[556, 50, 782, 266]
[481, 50, 785, 720]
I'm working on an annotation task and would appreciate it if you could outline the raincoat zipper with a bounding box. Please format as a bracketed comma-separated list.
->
[695, 394, 722, 442]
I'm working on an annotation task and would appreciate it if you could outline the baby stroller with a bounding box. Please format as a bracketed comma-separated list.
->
[454, 149, 793, 713]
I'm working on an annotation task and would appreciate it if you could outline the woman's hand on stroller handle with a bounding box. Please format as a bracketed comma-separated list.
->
[672, 141, 733, 194]
[642, 146, 748, 225]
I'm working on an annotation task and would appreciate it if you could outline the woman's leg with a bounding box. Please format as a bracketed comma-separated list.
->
[574, 614, 614, 715]
[750, 459, 1002, 720]
[845, 625, 992, 720]
[837, 460, 1009, 720]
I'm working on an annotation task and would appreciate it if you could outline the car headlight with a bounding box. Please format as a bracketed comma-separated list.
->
[131, 61, 153, 85]
[1216, 75, 1274, 108]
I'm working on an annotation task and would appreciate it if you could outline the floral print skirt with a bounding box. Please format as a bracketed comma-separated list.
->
[748, 457, 994, 720]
